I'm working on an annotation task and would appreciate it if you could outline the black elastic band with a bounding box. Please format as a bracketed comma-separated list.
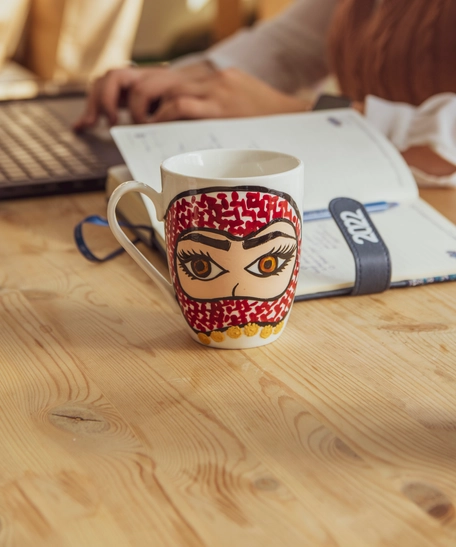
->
[329, 197, 391, 296]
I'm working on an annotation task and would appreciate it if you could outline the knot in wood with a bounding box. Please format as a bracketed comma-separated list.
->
[334, 437, 363, 461]
[402, 482, 454, 522]
[48, 405, 109, 435]
[253, 477, 280, 491]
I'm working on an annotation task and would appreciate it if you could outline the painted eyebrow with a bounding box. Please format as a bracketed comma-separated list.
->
[243, 231, 295, 250]
[179, 233, 231, 251]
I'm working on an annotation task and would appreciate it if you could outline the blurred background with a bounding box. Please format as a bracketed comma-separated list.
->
[0, 0, 293, 90]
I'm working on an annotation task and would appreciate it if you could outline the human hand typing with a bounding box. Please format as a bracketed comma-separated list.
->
[73, 61, 216, 130]
[150, 68, 311, 122]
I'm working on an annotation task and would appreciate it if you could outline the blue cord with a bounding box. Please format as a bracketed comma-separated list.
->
[74, 215, 154, 262]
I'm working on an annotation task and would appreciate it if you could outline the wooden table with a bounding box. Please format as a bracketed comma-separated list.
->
[1, 187, 456, 547]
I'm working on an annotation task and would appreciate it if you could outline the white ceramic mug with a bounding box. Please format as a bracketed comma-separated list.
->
[107, 149, 304, 349]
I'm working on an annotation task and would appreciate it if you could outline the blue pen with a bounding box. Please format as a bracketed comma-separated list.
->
[303, 201, 398, 222]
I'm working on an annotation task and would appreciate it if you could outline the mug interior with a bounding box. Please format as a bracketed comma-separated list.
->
[161, 149, 301, 179]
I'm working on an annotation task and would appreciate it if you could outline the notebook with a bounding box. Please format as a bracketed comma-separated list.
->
[0, 92, 123, 199]
[107, 110, 456, 300]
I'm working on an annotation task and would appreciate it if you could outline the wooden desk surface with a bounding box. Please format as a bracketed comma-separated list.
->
[1, 188, 456, 547]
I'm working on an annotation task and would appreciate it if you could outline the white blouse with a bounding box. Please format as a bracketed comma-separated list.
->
[176, 0, 456, 186]
[366, 94, 456, 187]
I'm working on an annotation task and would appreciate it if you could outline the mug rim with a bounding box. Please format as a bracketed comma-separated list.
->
[160, 148, 303, 181]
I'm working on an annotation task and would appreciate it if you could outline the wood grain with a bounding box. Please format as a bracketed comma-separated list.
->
[0, 188, 455, 546]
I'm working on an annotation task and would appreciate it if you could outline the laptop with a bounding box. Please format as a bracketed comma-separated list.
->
[0, 71, 123, 200]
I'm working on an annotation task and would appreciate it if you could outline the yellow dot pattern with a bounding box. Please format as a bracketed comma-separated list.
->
[244, 323, 259, 337]
[211, 331, 225, 343]
[273, 321, 284, 334]
[197, 322, 285, 345]
[226, 326, 242, 339]
[197, 333, 211, 345]
[260, 325, 273, 339]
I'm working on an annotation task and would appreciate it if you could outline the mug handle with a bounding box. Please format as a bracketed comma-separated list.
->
[107, 180, 179, 313]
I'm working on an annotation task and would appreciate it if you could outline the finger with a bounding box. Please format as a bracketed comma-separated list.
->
[150, 96, 222, 123]
[73, 68, 140, 130]
[73, 77, 105, 130]
[127, 71, 181, 123]
[128, 84, 159, 124]
[99, 68, 142, 125]
[163, 79, 213, 100]
[144, 79, 215, 124]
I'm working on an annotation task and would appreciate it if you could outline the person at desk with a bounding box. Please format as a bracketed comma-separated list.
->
[74, 0, 456, 186]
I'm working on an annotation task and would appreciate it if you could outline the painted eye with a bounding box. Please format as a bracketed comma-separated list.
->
[178, 253, 227, 281]
[245, 245, 297, 278]
[258, 255, 278, 274]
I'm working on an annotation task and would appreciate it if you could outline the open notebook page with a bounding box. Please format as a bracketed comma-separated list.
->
[298, 199, 456, 296]
[110, 109, 418, 224]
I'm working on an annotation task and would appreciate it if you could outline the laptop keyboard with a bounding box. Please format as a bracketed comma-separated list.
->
[0, 101, 106, 186]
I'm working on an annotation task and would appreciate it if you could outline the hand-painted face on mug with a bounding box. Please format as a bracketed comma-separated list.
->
[165, 187, 302, 341]
[176, 220, 297, 301]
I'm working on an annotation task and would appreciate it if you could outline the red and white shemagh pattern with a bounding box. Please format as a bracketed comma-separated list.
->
[165, 188, 302, 333]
